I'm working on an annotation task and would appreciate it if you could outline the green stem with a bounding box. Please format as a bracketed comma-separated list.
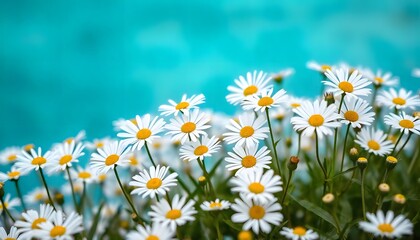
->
[13, 179, 27, 211]
[390, 131, 404, 156]
[66, 167, 78, 212]
[144, 142, 157, 167]
[281, 170, 293, 205]
[395, 133, 412, 157]
[197, 158, 215, 197]
[296, 133, 302, 157]
[39, 168, 56, 210]
[1, 198, 15, 222]
[215, 219, 222, 240]
[79, 181, 87, 214]
[315, 131, 327, 179]
[113, 167, 142, 223]
[361, 169, 366, 220]
[408, 138, 420, 175]
[265, 108, 281, 176]
[332, 93, 345, 173]
[340, 124, 351, 172]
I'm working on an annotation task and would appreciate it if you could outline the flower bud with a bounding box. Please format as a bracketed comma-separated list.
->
[198, 176, 206, 186]
[393, 194, 406, 204]
[238, 230, 253, 240]
[378, 183, 390, 193]
[285, 138, 292, 149]
[324, 92, 335, 105]
[349, 148, 359, 161]
[386, 156, 398, 170]
[413, 112, 420, 118]
[322, 193, 335, 204]
[54, 192, 65, 206]
[23, 144, 34, 152]
[288, 156, 299, 171]
[357, 157, 368, 170]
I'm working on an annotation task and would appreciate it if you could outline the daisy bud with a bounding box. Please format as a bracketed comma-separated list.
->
[285, 138, 292, 149]
[238, 230, 253, 240]
[23, 143, 34, 152]
[131, 213, 142, 224]
[357, 157, 368, 170]
[54, 192, 65, 206]
[272, 74, 284, 84]
[275, 113, 285, 121]
[349, 148, 359, 161]
[288, 156, 299, 171]
[198, 176, 206, 185]
[0, 182, 4, 198]
[413, 112, 420, 118]
[324, 92, 335, 105]
[119, 220, 130, 229]
[393, 194, 406, 204]
[378, 183, 390, 193]
[386, 156, 398, 170]
[322, 193, 335, 204]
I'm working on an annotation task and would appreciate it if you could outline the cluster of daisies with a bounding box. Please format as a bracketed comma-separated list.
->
[0, 61, 419, 239]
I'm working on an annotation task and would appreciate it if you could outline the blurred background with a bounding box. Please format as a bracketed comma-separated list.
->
[1, 0, 420, 148]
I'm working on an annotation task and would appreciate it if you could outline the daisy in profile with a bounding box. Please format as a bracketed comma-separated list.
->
[14, 204, 55, 239]
[242, 88, 288, 112]
[323, 68, 371, 98]
[16, 147, 53, 173]
[165, 109, 211, 144]
[0, 146, 20, 164]
[223, 112, 269, 148]
[85, 137, 111, 151]
[127, 223, 175, 240]
[377, 88, 420, 110]
[230, 169, 282, 203]
[90, 140, 130, 175]
[179, 136, 220, 161]
[127, 150, 145, 171]
[69, 166, 96, 184]
[231, 194, 283, 234]
[0, 194, 20, 214]
[291, 99, 341, 138]
[149, 194, 197, 231]
[37, 210, 83, 239]
[286, 96, 310, 109]
[306, 61, 334, 73]
[226, 70, 272, 105]
[63, 130, 86, 145]
[129, 165, 178, 199]
[280, 226, 319, 240]
[0, 166, 28, 182]
[385, 112, 420, 135]
[271, 68, 294, 83]
[200, 199, 231, 211]
[159, 94, 206, 116]
[355, 128, 393, 156]
[362, 69, 399, 87]
[359, 211, 413, 238]
[25, 188, 48, 205]
[46, 141, 85, 173]
[0, 226, 20, 240]
[225, 143, 272, 176]
[118, 114, 166, 151]
[340, 98, 375, 129]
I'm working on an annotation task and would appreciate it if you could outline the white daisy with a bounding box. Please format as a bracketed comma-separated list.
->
[69, 166, 96, 184]
[291, 99, 341, 138]
[14, 204, 55, 239]
[0, 194, 20, 214]
[359, 211, 413, 238]
[377, 88, 420, 110]
[0, 146, 20, 164]
[323, 68, 371, 98]
[362, 69, 399, 87]
[306, 61, 334, 73]
[340, 98, 375, 128]
[127, 223, 175, 240]
[0, 226, 20, 240]
[37, 210, 83, 240]
[24, 188, 48, 205]
[231, 194, 283, 234]
[225, 143, 272, 176]
[89, 140, 130, 175]
[200, 199, 231, 211]
[63, 130, 86, 145]
[149, 194, 197, 231]
[271, 68, 295, 83]
[46, 141, 85, 173]
[165, 109, 211, 144]
[117, 114, 166, 151]
[226, 70, 272, 105]
[286, 96, 310, 109]
[159, 94, 205, 116]
[16, 147, 53, 172]
[242, 88, 288, 112]
[223, 112, 269, 148]
[280, 226, 319, 240]
[85, 137, 111, 151]
[127, 150, 145, 171]
[0, 166, 28, 182]
[129, 165, 178, 199]
[384, 112, 420, 135]
[355, 128, 393, 156]
[179, 136, 221, 161]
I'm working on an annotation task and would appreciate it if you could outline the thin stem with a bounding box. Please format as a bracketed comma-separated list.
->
[144, 142, 157, 167]
[1, 198, 15, 222]
[39, 168, 56, 210]
[340, 124, 351, 172]
[215, 219, 222, 240]
[265, 109, 281, 176]
[79, 181, 87, 214]
[281, 170, 293, 205]
[361, 169, 366, 220]
[390, 131, 404, 156]
[395, 133, 412, 157]
[408, 138, 420, 175]
[66, 167, 78, 211]
[332, 93, 345, 173]
[113, 167, 141, 223]
[296, 133, 302, 157]
[13, 179, 27, 211]
[197, 158, 215, 197]
[315, 131, 327, 179]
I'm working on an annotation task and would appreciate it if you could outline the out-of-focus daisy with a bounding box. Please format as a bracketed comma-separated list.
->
[127, 150, 145, 171]
[231, 169, 282, 204]
[0, 226, 20, 240]
[412, 68, 420, 78]
[291, 99, 341, 138]
[377, 88, 420, 110]
[242, 88, 287, 112]
[200, 199, 231, 211]
[69, 166, 96, 184]
[323, 68, 371, 98]
[385, 112, 420, 135]
[359, 211, 413, 238]
[129, 165, 178, 199]
[340, 98, 375, 128]
[306, 61, 333, 73]
[165, 109, 211, 144]
[363, 69, 399, 87]
[127, 223, 175, 240]
[179, 136, 220, 161]
[25, 188, 48, 205]
[231, 194, 283, 234]
[286, 96, 309, 109]
[271, 68, 294, 83]
[355, 128, 393, 156]
[37, 210, 83, 239]
[46, 141, 85, 173]
[117, 114, 166, 151]
[63, 182, 84, 196]
[223, 112, 269, 148]
[113, 117, 135, 131]
[0, 194, 19, 214]
[16, 147, 53, 172]
[226, 70, 272, 105]
[90, 140, 130, 175]
[149, 194, 197, 231]
[280, 226, 319, 240]
[85, 137, 111, 151]
[63, 130, 86, 144]
[225, 143, 272, 176]
[159, 94, 205, 116]
[14, 204, 55, 239]
[0, 146, 20, 164]
[0, 166, 28, 182]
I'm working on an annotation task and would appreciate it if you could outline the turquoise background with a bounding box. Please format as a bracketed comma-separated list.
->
[1, 0, 420, 148]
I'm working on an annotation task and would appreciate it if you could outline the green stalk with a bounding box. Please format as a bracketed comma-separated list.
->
[361, 169, 366, 220]
[332, 93, 345, 172]
[1, 198, 15, 222]
[265, 108, 281, 176]
[144, 142, 157, 167]
[390, 131, 404, 156]
[315, 131, 327, 179]
[79, 181, 87, 214]
[13, 179, 27, 211]
[395, 133, 412, 157]
[340, 124, 351, 172]
[39, 168, 56, 210]
[281, 170, 293, 205]
[66, 166, 78, 212]
[197, 158, 215, 197]
[296, 133, 302, 157]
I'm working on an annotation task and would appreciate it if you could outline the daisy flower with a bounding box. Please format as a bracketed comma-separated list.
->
[69, 166, 96, 184]
[323, 68, 371, 98]
[340, 98, 375, 128]
[225, 143, 272, 176]
[200, 199, 231, 211]
[165, 109, 211, 144]
[127, 150, 145, 171]
[129, 165, 178, 199]
[0, 194, 20, 214]
[362, 69, 399, 87]
[159, 94, 205, 116]
[15, 147, 53, 172]
[306, 61, 334, 73]
[286, 96, 310, 109]
[0, 226, 20, 240]
[63, 130, 86, 145]
[127, 224, 175, 240]
[0, 166, 28, 182]
[280, 226, 319, 240]
[291, 99, 341, 138]
[242, 88, 288, 112]
[90, 140, 130, 175]
[359, 211, 413, 238]
[355, 128, 393, 156]
[149, 194, 197, 231]
[85, 137, 111, 151]
[0, 146, 20, 164]
[226, 70, 272, 105]
[25, 188, 48, 205]
[231, 194, 283, 234]
[377, 88, 420, 110]
[271, 68, 294, 83]
[117, 114, 166, 151]
[179, 136, 221, 161]
[37, 210, 83, 240]
[385, 112, 420, 135]
[46, 141, 85, 173]
[14, 204, 55, 239]
[223, 112, 269, 148]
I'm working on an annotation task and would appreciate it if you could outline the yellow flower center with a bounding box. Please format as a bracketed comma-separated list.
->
[248, 182, 265, 194]
[32, 217, 47, 229]
[176, 101, 190, 110]
[249, 206, 265, 219]
[241, 156, 257, 168]
[4, 238, 16, 240]
[194, 145, 209, 156]
[399, 119, 414, 129]
[146, 178, 162, 189]
[377, 223, 394, 233]
[146, 236, 160, 240]
[344, 110, 359, 122]
[130, 119, 137, 125]
[338, 81, 354, 93]
[59, 155, 73, 165]
[35, 193, 44, 200]
[7, 154, 17, 161]
[243, 85, 258, 96]
[374, 77, 384, 84]
[31, 157, 47, 165]
[24, 144, 34, 151]
[209, 202, 222, 208]
[258, 97, 274, 107]
[105, 154, 120, 166]
[136, 128, 152, 140]
[392, 97, 406, 106]
[367, 140, 380, 150]
[98, 174, 107, 182]
[65, 138, 74, 144]
[96, 142, 104, 148]
[166, 209, 182, 220]
[238, 231, 252, 240]
[321, 65, 331, 71]
[293, 226, 307, 236]
[7, 171, 20, 178]
[240, 126, 254, 138]
[50, 226, 66, 237]
[308, 114, 324, 127]
[78, 171, 92, 179]
[181, 122, 196, 133]
[291, 103, 301, 108]
[130, 156, 138, 166]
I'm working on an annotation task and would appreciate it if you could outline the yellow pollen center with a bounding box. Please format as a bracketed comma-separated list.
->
[65, 138, 73, 144]
[146, 236, 160, 240]
[240, 126, 254, 138]
[293, 226, 307, 236]
[50, 226, 66, 237]
[176, 101, 190, 110]
[7, 154, 17, 161]
[368, 140, 381, 150]
[194, 145, 209, 156]
[344, 110, 359, 122]
[31, 156, 47, 165]
[24, 144, 34, 151]
[338, 81, 354, 93]
[7, 171, 20, 178]
[32, 217, 47, 229]
[399, 119, 414, 129]
[96, 142, 104, 148]
[130, 119, 137, 125]
[308, 114, 324, 127]
[291, 103, 301, 108]
[392, 97, 406, 106]
[210, 202, 223, 208]
[136, 128, 152, 140]
[248, 182, 265, 194]
[98, 174, 107, 182]
[166, 209, 182, 220]
[258, 97, 274, 107]
[105, 154, 119, 166]
[130, 156, 138, 166]
[375, 77, 384, 84]
[4, 238, 15, 240]
[78, 171, 92, 179]
[181, 122, 196, 133]
[146, 178, 162, 189]
[249, 206, 265, 219]
[59, 155, 73, 165]
[378, 223, 394, 233]
[35, 193, 44, 200]
[241, 156, 257, 168]
[321, 65, 331, 71]
[243, 85, 258, 96]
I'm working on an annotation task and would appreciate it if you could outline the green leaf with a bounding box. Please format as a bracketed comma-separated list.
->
[339, 218, 361, 240]
[274, 138, 282, 148]
[333, 166, 358, 179]
[223, 219, 242, 231]
[88, 202, 104, 240]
